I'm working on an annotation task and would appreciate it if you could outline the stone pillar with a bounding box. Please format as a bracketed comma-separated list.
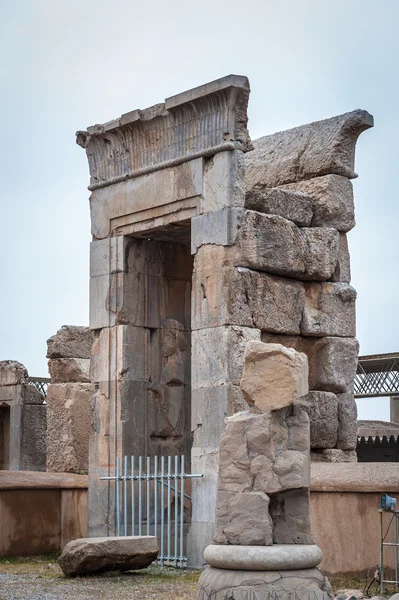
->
[391, 396, 399, 424]
[46, 326, 95, 474]
[0, 361, 46, 471]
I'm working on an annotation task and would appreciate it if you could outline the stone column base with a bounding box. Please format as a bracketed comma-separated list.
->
[196, 566, 333, 600]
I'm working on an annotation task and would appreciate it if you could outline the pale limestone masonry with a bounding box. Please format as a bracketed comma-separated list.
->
[46, 326, 95, 474]
[77, 75, 372, 566]
[196, 342, 332, 599]
[0, 361, 46, 471]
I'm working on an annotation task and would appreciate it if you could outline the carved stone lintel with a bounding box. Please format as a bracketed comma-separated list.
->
[77, 74, 252, 189]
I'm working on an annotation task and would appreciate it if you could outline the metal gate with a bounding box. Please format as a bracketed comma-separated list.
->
[101, 455, 202, 567]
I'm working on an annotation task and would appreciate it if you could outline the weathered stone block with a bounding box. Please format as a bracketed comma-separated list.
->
[24, 384, 46, 405]
[336, 391, 358, 450]
[245, 187, 313, 226]
[20, 404, 47, 471]
[191, 326, 260, 388]
[301, 282, 356, 337]
[59, 536, 158, 576]
[310, 449, 357, 463]
[270, 489, 314, 544]
[46, 382, 95, 474]
[201, 150, 245, 214]
[90, 236, 126, 278]
[215, 491, 273, 546]
[283, 174, 355, 232]
[192, 263, 305, 334]
[262, 334, 359, 394]
[49, 358, 91, 383]
[245, 109, 373, 190]
[241, 342, 308, 413]
[47, 326, 94, 359]
[234, 211, 339, 280]
[191, 208, 243, 253]
[331, 233, 351, 283]
[301, 391, 338, 449]
[0, 361, 28, 386]
[197, 565, 333, 600]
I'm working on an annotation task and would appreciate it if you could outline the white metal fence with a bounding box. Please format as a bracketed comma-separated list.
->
[101, 455, 202, 567]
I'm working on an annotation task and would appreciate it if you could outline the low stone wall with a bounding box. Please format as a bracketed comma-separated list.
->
[311, 462, 399, 575]
[0, 471, 88, 556]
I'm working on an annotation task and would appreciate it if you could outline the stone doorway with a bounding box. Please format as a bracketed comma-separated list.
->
[0, 405, 10, 470]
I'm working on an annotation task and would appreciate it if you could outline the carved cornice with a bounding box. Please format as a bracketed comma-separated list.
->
[77, 75, 252, 190]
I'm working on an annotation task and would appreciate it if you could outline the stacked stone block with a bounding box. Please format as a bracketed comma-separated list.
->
[0, 360, 46, 471]
[196, 342, 332, 599]
[46, 326, 95, 474]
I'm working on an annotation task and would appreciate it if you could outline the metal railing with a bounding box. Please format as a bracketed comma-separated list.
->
[27, 377, 50, 398]
[101, 455, 202, 567]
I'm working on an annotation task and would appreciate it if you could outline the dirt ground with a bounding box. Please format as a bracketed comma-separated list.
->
[0, 556, 392, 600]
[0, 556, 200, 600]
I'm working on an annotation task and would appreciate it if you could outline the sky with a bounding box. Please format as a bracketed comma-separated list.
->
[0, 0, 398, 420]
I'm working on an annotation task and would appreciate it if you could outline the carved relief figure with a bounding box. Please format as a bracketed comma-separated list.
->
[148, 319, 188, 439]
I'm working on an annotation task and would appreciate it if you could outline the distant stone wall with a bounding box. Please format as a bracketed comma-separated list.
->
[46, 326, 95, 474]
[0, 361, 46, 471]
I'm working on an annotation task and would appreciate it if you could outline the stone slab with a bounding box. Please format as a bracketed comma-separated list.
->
[58, 536, 158, 576]
[337, 391, 358, 450]
[201, 150, 245, 214]
[302, 391, 338, 449]
[331, 233, 351, 283]
[90, 236, 126, 278]
[245, 109, 373, 190]
[191, 208, 243, 253]
[204, 544, 323, 571]
[197, 566, 333, 600]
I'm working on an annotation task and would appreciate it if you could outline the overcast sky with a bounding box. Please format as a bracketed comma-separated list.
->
[1, 0, 398, 420]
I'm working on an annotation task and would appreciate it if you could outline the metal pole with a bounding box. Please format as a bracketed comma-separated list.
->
[116, 457, 121, 537]
[167, 456, 171, 563]
[147, 456, 150, 536]
[174, 455, 178, 567]
[124, 455, 128, 536]
[381, 510, 384, 594]
[180, 454, 184, 568]
[138, 456, 143, 536]
[131, 456, 135, 536]
[154, 456, 158, 541]
[161, 456, 165, 566]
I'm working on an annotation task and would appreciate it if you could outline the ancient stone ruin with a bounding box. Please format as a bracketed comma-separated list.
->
[76, 75, 372, 565]
[46, 326, 95, 474]
[197, 341, 332, 599]
[0, 361, 46, 471]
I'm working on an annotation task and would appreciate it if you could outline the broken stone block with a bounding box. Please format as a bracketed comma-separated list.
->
[270, 489, 314, 544]
[192, 264, 305, 334]
[241, 342, 308, 413]
[215, 491, 273, 546]
[47, 326, 94, 359]
[262, 334, 359, 394]
[301, 391, 338, 449]
[0, 360, 28, 386]
[310, 449, 357, 463]
[46, 382, 95, 474]
[245, 109, 373, 190]
[191, 208, 243, 252]
[49, 358, 91, 383]
[331, 233, 351, 283]
[301, 282, 356, 337]
[191, 326, 260, 388]
[197, 566, 333, 600]
[58, 536, 158, 576]
[283, 174, 355, 233]
[245, 187, 313, 226]
[24, 384, 46, 405]
[336, 391, 358, 450]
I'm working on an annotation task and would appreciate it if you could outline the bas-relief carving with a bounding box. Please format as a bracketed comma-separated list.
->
[147, 319, 189, 449]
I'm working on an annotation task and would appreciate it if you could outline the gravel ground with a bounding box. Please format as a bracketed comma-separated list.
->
[0, 558, 200, 600]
